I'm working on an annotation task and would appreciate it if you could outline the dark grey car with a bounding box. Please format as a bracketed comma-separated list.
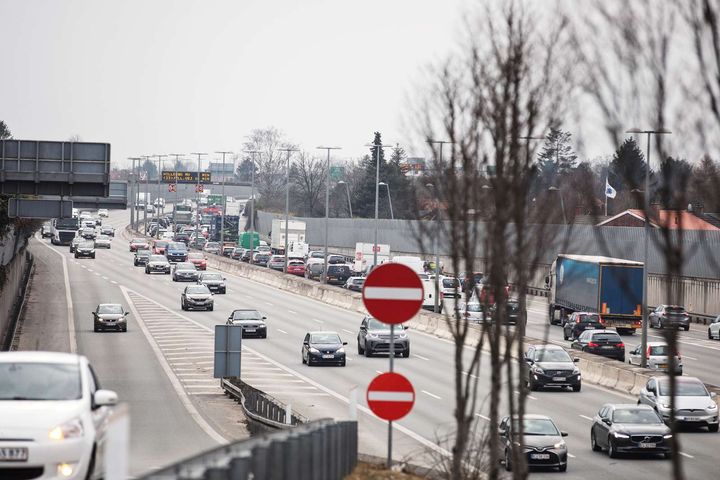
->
[524, 344, 581, 392]
[172, 262, 199, 282]
[198, 272, 226, 294]
[228, 309, 267, 338]
[93, 303, 129, 332]
[649, 305, 690, 331]
[145, 254, 171, 274]
[499, 414, 568, 472]
[357, 316, 410, 358]
[590, 404, 672, 458]
[181, 285, 214, 311]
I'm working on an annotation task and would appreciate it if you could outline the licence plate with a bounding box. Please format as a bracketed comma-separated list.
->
[245, 328, 256, 333]
[602, 345, 614, 349]
[552, 377, 566, 382]
[657, 364, 668, 369]
[322, 354, 335, 359]
[639, 443, 656, 448]
[0, 447, 28, 461]
[530, 453, 550, 460]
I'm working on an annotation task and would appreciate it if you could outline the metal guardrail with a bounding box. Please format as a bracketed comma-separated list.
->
[137, 419, 358, 480]
[222, 378, 307, 428]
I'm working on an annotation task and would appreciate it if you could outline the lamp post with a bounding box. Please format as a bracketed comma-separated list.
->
[190, 152, 207, 248]
[626, 128, 672, 368]
[366, 142, 393, 269]
[378, 182, 394, 220]
[317, 146, 342, 283]
[141, 155, 151, 234]
[244, 150, 261, 259]
[128, 157, 141, 231]
[170, 153, 184, 218]
[548, 186, 567, 224]
[426, 183, 442, 313]
[337, 181, 352, 218]
[278, 147, 299, 272]
[216, 151, 233, 245]
[155, 154, 167, 239]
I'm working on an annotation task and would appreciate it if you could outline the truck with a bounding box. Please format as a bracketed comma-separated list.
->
[287, 241, 309, 260]
[354, 243, 391, 274]
[239, 231, 260, 249]
[173, 204, 193, 225]
[211, 215, 240, 242]
[136, 192, 151, 209]
[50, 217, 79, 245]
[545, 254, 643, 335]
[270, 219, 306, 254]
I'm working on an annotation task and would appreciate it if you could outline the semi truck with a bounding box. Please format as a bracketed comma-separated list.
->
[270, 219, 306, 254]
[173, 204, 193, 225]
[545, 254, 643, 335]
[354, 243, 390, 274]
[50, 217, 79, 245]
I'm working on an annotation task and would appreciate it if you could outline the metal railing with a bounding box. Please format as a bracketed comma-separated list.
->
[137, 419, 358, 480]
[222, 378, 307, 428]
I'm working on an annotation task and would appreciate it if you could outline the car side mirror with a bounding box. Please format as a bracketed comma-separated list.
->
[93, 389, 118, 409]
[498, 426, 507, 436]
[262, 316, 267, 320]
[124, 312, 129, 316]
[646, 389, 655, 397]
[342, 342, 348, 346]
[303, 341, 309, 345]
[525, 357, 534, 364]
[573, 358, 580, 363]
[711, 392, 717, 399]
[561, 431, 568, 437]
[602, 417, 611, 426]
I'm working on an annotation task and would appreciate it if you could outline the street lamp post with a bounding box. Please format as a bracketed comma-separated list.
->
[141, 155, 151, 234]
[626, 128, 672, 368]
[190, 152, 207, 248]
[128, 157, 141, 231]
[378, 182, 394, 220]
[318, 146, 342, 283]
[548, 186, 567, 224]
[216, 151, 233, 245]
[155, 154, 167, 239]
[278, 147, 299, 272]
[244, 150, 261, 259]
[366, 142, 393, 269]
[428, 140, 452, 314]
[337, 181, 352, 218]
[170, 153, 184, 220]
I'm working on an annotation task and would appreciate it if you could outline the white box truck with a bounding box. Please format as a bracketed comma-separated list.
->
[354, 243, 390, 274]
[271, 219, 306, 253]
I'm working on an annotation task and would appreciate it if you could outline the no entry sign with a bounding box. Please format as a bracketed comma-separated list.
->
[367, 372, 415, 421]
[362, 263, 424, 324]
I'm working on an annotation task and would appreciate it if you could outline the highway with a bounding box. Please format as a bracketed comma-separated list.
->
[31, 209, 720, 478]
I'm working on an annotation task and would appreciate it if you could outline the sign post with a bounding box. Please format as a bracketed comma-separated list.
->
[362, 262, 423, 467]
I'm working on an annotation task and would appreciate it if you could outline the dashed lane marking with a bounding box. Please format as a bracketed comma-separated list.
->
[277, 329, 288, 334]
[421, 390, 442, 400]
[475, 413, 490, 421]
[579, 415, 593, 421]
[414, 354, 430, 361]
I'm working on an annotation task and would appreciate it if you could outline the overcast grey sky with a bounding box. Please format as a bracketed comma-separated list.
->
[0, 0, 477, 167]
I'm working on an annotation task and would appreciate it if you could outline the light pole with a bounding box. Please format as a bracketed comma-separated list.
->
[141, 155, 151, 234]
[190, 152, 207, 248]
[318, 146, 342, 283]
[428, 139, 452, 313]
[378, 182, 394, 220]
[244, 150, 261, 258]
[337, 181, 352, 218]
[366, 142, 393, 269]
[216, 151, 233, 245]
[128, 157, 141, 231]
[155, 154, 167, 239]
[626, 128, 672, 368]
[548, 186, 567, 224]
[170, 153, 184, 218]
[278, 147, 299, 272]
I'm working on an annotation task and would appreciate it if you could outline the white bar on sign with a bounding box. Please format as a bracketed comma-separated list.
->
[367, 391, 415, 402]
[363, 287, 423, 301]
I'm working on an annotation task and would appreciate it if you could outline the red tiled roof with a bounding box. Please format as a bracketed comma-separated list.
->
[626, 209, 720, 231]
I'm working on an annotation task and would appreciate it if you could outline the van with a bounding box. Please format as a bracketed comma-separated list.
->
[305, 261, 324, 281]
[391, 256, 425, 274]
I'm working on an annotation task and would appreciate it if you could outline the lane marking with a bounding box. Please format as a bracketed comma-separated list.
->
[679, 452, 694, 459]
[277, 329, 288, 334]
[37, 240, 77, 353]
[375, 370, 384, 374]
[475, 413, 490, 421]
[683, 355, 698, 361]
[414, 354, 430, 361]
[579, 415, 594, 421]
[420, 390, 442, 400]
[342, 329, 355, 334]
[567, 453, 576, 458]
[102, 276, 109, 280]
[111, 280, 118, 285]
[265, 302, 274, 307]
[313, 319, 323, 324]
[288, 310, 297, 314]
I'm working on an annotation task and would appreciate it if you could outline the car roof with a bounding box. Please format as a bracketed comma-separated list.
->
[307, 331, 340, 335]
[509, 413, 553, 420]
[0, 351, 85, 364]
[98, 303, 123, 307]
[605, 403, 654, 410]
[645, 341, 669, 347]
[657, 376, 703, 385]
[585, 329, 616, 334]
[532, 344, 564, 350]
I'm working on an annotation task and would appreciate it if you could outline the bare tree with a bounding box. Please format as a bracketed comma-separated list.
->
[241, 127, 295, 210]
[289, 151, 326, 217]
[414, 2, 572, 478]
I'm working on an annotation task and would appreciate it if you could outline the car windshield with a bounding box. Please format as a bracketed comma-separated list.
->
[156, 241, 168, 247]
[0, 362, 82, 401]
[206, 243, 220, 248]
[176, 263, 195, 270]
[80, 241, 94, 248]
[186, 286, 210, 294]
[97, 235, 109, 240]
[534, 349, 572, 362]
[612, 409, 663, 424]
[367, 318, 390, 330]
[202, 273, 222, 280]
[328, 265, 349, 273]
[149, 255, 166, 262]
[579, 314, 602, 323]
[353, 278, 365, 285]
[310, 252, 324, 258]
[131, 238, 145, 243]
[169, 243, 187, 250]
[516, 418, 560, 436]
[188, 253, 204, 260]
[311, 333, 341, 344]
[658, 380, 708, 396]
[98, 305, 123, 314]
[507, 301, 519, 312]
[232, 310, 262, 321]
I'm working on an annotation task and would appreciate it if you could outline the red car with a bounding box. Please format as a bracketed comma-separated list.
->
[187, 252, 208, 270]
[152, 240, 169, 255]
[129, 238, 149, 252]
[287, 260, 306, 276]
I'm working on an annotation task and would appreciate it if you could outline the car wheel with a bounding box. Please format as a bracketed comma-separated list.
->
[572, 383, 581, 392]
[659, 319, 664, 329]
[563, 330, 569, 341]
[709, 329, 713, 340]
[340, 360, 346, 367]
[607, 438, 618, 458]
[709, 423, 719, 433]
[683, 325, 690, 331]
[122, 326, 127, 332]
[302, 354, 306, 364]
[403, 347, 410, 358]
[208, 306, 214, 311]
[84, 445, 97, 480]
[504, 448, 512, 472]
[558, 463, 567, 473]
[591, 431, 601, 452]
[530, 380, 540, 391]
[172, 276, 177, 282]
[91, 254, 95, 259]
[357, 341, 364, 355]
[93, 324, 99, 333]
[364, 346, 372, 357]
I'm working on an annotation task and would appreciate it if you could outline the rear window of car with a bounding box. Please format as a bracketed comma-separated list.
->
[579, 314, 602, 323]
[649, 345, 670, 356]
[202, 273, 222, 280]
[169, 243, 187, 250]
[328, 265, 349, 274]
[443, 278, 459, 288]
[666, 306, 686, 314]
[592, 332, 621, 342]
[149, 255, 166, 262]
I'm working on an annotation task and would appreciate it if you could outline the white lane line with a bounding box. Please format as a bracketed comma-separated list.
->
[414, 354, 430, 361]
[567, 453, 576, 458]
[679, 452, 694, 459]
[265, 302, 274, 306]
[288, 310, 297, 314]
[463, 371, 479, 380]
[421, 390, 442, 400]
[375, 370, 384, 374]
[579, 415, 594, 421]
[475, 413, 490, 421]
[342, 329, 355, 334]
[111, 280, 118, 285]
[87, 268, 94, 272]
[683, 355, 698, 361]
[513, 390, 537, 400]
[38, 240, 77, 354]
[277, 329, 288, 334]
[313, 319, 323, 324]
[102, 276, 109, 280]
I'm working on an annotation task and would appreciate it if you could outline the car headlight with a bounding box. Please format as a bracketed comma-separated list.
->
[552, 441, 566, 449]
[309, 347, 320, 353]
[572, 367, 580, 375]
[613, 432, 630, 439]
[398, 332, 408, 339]
[663, 434, 673, 439]
[532, 366, 544, 374]
[337, 348, 346, 354]
[660, 403, 671, 409]
[48, 418, 84, 440]
[707, 403, 718, 410]
[219, 283, 226, 287]
[367, 332, 378, 339]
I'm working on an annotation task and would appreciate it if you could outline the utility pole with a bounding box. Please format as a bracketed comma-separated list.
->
[244, 150, 261, 259]
[216, 151, 233, 245]
[190, 152, 207, 248]
[155, 154, 167, 239]
[170, 153, 184, 220]
[128, 157, 141, 231]
[428, 140, 453, 314]
[278, 147, 299, 272]
[317, 146, 341, 283]
[141, 155, 151, 234]
[366, 142, 393, 270]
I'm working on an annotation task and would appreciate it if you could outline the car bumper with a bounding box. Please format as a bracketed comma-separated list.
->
[613, 438, 671, 454]
[531, 372, 581, 388]
[241, 326, 266, 337]
[174, 274, 198, 281]
[524, 450, 567, 469]
[167, 255, 188, 262]
[185, 300, 213, 309]
[204, 284, 225, 293]
[268, 265, 284, 271]
[96, 319, 126, 329]
[308, 352, 346, 364]
[0, 437, 92, 480]
[147, 265, 170, 272]
[585, 347, 624, 361]
[367, 339, 409, 353]
[659, 412, 719, 426]
[75, 251, 94, 258]
[325, 277, 348, 285]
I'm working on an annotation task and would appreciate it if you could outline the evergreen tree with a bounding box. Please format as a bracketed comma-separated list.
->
[235, 158, 253, 182]
[532, 128, 577, 195]
[688, 156, 720, 212]
[657, 157, 692, 209]
[353, 132, 388, 218]
[0, 120, 11, 140]
[608, 137, 647, 193]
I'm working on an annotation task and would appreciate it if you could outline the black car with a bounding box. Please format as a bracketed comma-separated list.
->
[69, 236, 83, 253]
[570, 329, 625, 361]
[357, 316, 410, 357]
[590, 404, 672, 458]
[228, 309, 267, 338]
[524, 344, 581, 392]
[173, 233, 191, 245]
[75, 241, 96, 259]
[181, 285, 214, 311]
[489, 299, 522, 324]
[499, 414, 568, 472]
[302, 331, 347, 366]
[198, 272, 226, 294]
[145, 254, 171, 274]
[231, 248, 244, 260]
[305, 261, 324, 280]
[92, 303, 129, 332]
[172, 262, 199, 282]
[563, 312, 605, 341]
[253, 253, 271, 267]
[134, 249, 152, 266]
[325, 264, 351, 285]
[241, 249, 256, 262]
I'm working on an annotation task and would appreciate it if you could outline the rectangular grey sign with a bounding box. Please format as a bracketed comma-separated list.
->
[214, 324, 243, 378]
[8, 198, 73, 219]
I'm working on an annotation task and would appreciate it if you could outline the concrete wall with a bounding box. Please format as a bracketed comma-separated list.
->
[0, 249, 30, 348]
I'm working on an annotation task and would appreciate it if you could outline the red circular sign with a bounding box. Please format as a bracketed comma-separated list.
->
[362, 263, 424, 324]
[367, 372, 415, 421]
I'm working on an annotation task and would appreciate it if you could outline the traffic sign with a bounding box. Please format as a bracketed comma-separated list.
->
[168, 184, 176, 193]
[366, 372, 415, 421]
[195, 184, 204, 193]
[362, 263, 424, 324]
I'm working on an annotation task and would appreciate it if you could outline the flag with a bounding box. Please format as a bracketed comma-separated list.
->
[605, 178, 617, 199]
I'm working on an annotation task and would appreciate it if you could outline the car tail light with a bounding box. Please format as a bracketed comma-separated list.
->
[647, 346, 652, 359]
[599, 317, 606, 325]
[575, 317, 581, 323]
[587, 342, 599, 347]
[617, 342, 624, 348]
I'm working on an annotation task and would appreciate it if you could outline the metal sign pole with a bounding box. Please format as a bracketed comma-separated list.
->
[387, 323, 395, 468]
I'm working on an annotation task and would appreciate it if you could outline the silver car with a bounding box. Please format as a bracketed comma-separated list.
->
[462, 301, 486, 323]
[627, 342, 682, 375]
[95, 234, 112, 249]
[181, 285, 214, 311]
[638, 376, 719, 431]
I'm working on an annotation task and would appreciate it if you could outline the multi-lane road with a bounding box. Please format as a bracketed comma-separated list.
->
[26, 209, 720, 478]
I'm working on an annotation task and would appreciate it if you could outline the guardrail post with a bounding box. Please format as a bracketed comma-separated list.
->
[297, 431, 312, 480]
[310, 429, 323, 480]
[269, 440, 286, 480]
[250, 444, 269, 480]
[229, 455, 251, 480]
[203, 467, 228, 480]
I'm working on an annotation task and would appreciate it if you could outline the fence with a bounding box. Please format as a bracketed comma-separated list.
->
[137, 419, 358, 480]
[222, 378, 307, 428]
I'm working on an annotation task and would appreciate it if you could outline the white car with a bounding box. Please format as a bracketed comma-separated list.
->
[0, 351, 118, 479]
[94, 235, 112, 249]
[97, 209, 109, 218]
[708, 315, 720, 340]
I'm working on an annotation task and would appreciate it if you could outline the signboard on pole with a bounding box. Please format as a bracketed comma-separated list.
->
[214, 324, 242, 378]
[162, 171, 211, 184]
[362, 263, 424, 324]
[367, 372, 415, 421]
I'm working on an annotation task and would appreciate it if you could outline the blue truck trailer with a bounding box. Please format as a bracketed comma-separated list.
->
[545, 254, 643, 335]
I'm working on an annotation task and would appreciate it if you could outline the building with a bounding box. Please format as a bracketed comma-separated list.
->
[597, 207, 720, 231]
[207, 162, 235, 183]
[400, 157, 426, 176]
